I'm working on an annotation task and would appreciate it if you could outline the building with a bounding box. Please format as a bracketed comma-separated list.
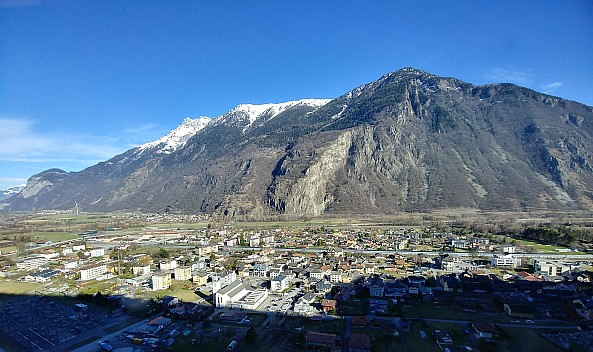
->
[80, 264, 107, 281]
[72, 243, 86, 252]
[330, 270, 343, 283]
[320, 299, 337, 313]
[24, 269, 60, 283]
[215, 279, 268, 310]
[174, 266, 192, 281]
[89, 248, 105, 257]
[132, 265, 151, 276]
[152, 272, 172, 290]
[533, 259, 577, 276]
[159, 259, 178, 270]
[370, 284, 384, 297]
[194, 244, 218, 256]
[16, 256, 49, 271]
[491, 254, 521, 268]
[271, 275, 289, 292]
[192, 271, 209, 286]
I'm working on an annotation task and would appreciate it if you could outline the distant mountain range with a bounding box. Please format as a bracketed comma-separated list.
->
[0, 185, 25, 201]
[3, 68, 593, 218]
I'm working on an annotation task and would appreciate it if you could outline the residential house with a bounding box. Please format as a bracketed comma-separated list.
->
[320, 299, 337, 313]
[271, 275, 289, 292]
[349, 333, 371, 352]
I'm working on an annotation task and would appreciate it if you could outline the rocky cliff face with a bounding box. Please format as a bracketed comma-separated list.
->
[4, 68, 593, 217]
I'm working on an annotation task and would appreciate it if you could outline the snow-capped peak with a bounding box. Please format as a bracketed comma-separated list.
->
[215, 99, 332, 132]
[139, 116, 211, 154]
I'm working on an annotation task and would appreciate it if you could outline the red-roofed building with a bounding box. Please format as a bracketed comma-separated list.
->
[349, 333, 371, 352]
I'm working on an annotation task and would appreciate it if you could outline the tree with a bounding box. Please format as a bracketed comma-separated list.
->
[245, 326, 257, 344]
[157, 248, 170, 259]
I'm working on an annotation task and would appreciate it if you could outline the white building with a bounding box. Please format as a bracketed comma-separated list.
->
[80, 264, 107, 281]
[330, 271, 343, 283]
[16, 256, 49, 271]
[215, 279, 268, 310]
[491, 254, 521, 269]
[159, 259, 178, 270]
[271, 275, 289, 292]
[72, 244, 86, 252]
[194, 245, 218, 256]
[212, 271, 237, 293]
[533, 259, 578, 276]
[89, 248, 105, 258]
[132, 265, 151, 276]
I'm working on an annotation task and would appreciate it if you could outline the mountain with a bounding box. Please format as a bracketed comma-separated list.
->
[3, 68, 593, 218]
[0, 184, 25, 201]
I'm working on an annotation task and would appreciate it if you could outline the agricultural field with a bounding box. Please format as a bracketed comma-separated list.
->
[0, 278, 42, 295]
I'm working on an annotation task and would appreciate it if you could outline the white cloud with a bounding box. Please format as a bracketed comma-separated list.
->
[486, 68, 532, 85]
[0, 117, 130, 163]
[0, 177, 27, 183]
[541, 82, 563, 94]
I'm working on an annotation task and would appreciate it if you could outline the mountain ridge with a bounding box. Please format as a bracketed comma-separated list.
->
[3, 68, 593, 218]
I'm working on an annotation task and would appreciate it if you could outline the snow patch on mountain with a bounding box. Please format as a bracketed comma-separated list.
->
[0, 184, 25, 200]
[215, 99, 332, 132]
[139, 116, 212, 154]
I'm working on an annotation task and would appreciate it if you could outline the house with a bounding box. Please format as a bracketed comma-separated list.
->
[320, 299, 337, 313]
[315, 280, 333, 293]
[160, 295, 179, 307]
[271, 275, 289, 292]
[471, 322, 499, 338]
[351, 316, 371, 328]
[306, 331, 338, 349]
[349, 333, 371, 352]
[147, 316, 171, 332]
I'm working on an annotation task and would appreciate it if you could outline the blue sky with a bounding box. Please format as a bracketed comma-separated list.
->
[1, 0, 592, 190]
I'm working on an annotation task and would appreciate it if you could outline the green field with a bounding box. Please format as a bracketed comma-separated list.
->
[0, 279, 43, 295]
[32, 231, 78, 242]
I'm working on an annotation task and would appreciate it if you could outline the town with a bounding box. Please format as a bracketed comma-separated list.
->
[1, 211, 592, 352]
